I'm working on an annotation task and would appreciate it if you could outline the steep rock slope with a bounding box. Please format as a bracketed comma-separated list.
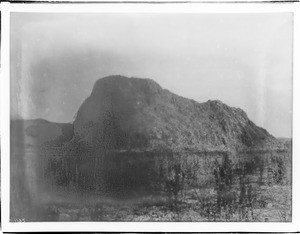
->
[73, 75, 283, 153]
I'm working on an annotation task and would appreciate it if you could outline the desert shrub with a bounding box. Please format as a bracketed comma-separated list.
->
[213, 155, 234, 212]
[266, 154, 287, 185]
[272, 156, 286, 184]
[195, 154, 266, 221]
[165, 162, 182, 212]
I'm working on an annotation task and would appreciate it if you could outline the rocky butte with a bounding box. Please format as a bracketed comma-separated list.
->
[11, 75, 290, 213]
[73, 75, 284, 153]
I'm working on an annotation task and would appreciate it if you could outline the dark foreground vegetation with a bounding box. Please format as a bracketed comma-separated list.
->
[11, 148, 291, 222]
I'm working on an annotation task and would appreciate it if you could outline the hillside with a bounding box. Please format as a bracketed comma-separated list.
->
[10, 75, 291, 222]
[12, 75, 283, 153]
[11, 119, 73, 148]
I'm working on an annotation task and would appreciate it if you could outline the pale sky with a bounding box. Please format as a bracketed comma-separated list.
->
[10, 13, 293, 137]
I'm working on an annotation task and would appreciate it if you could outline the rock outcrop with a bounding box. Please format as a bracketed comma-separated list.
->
[10, 75, 289, 205]
[73, 75, 283, 153]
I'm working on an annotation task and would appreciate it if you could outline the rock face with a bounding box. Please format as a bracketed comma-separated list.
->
[73, 75, 283, 153]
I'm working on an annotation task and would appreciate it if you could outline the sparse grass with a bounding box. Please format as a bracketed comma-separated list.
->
[23, 183, 290, 222]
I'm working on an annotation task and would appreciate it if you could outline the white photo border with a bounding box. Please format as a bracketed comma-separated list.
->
[1, 1, 300, 232]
